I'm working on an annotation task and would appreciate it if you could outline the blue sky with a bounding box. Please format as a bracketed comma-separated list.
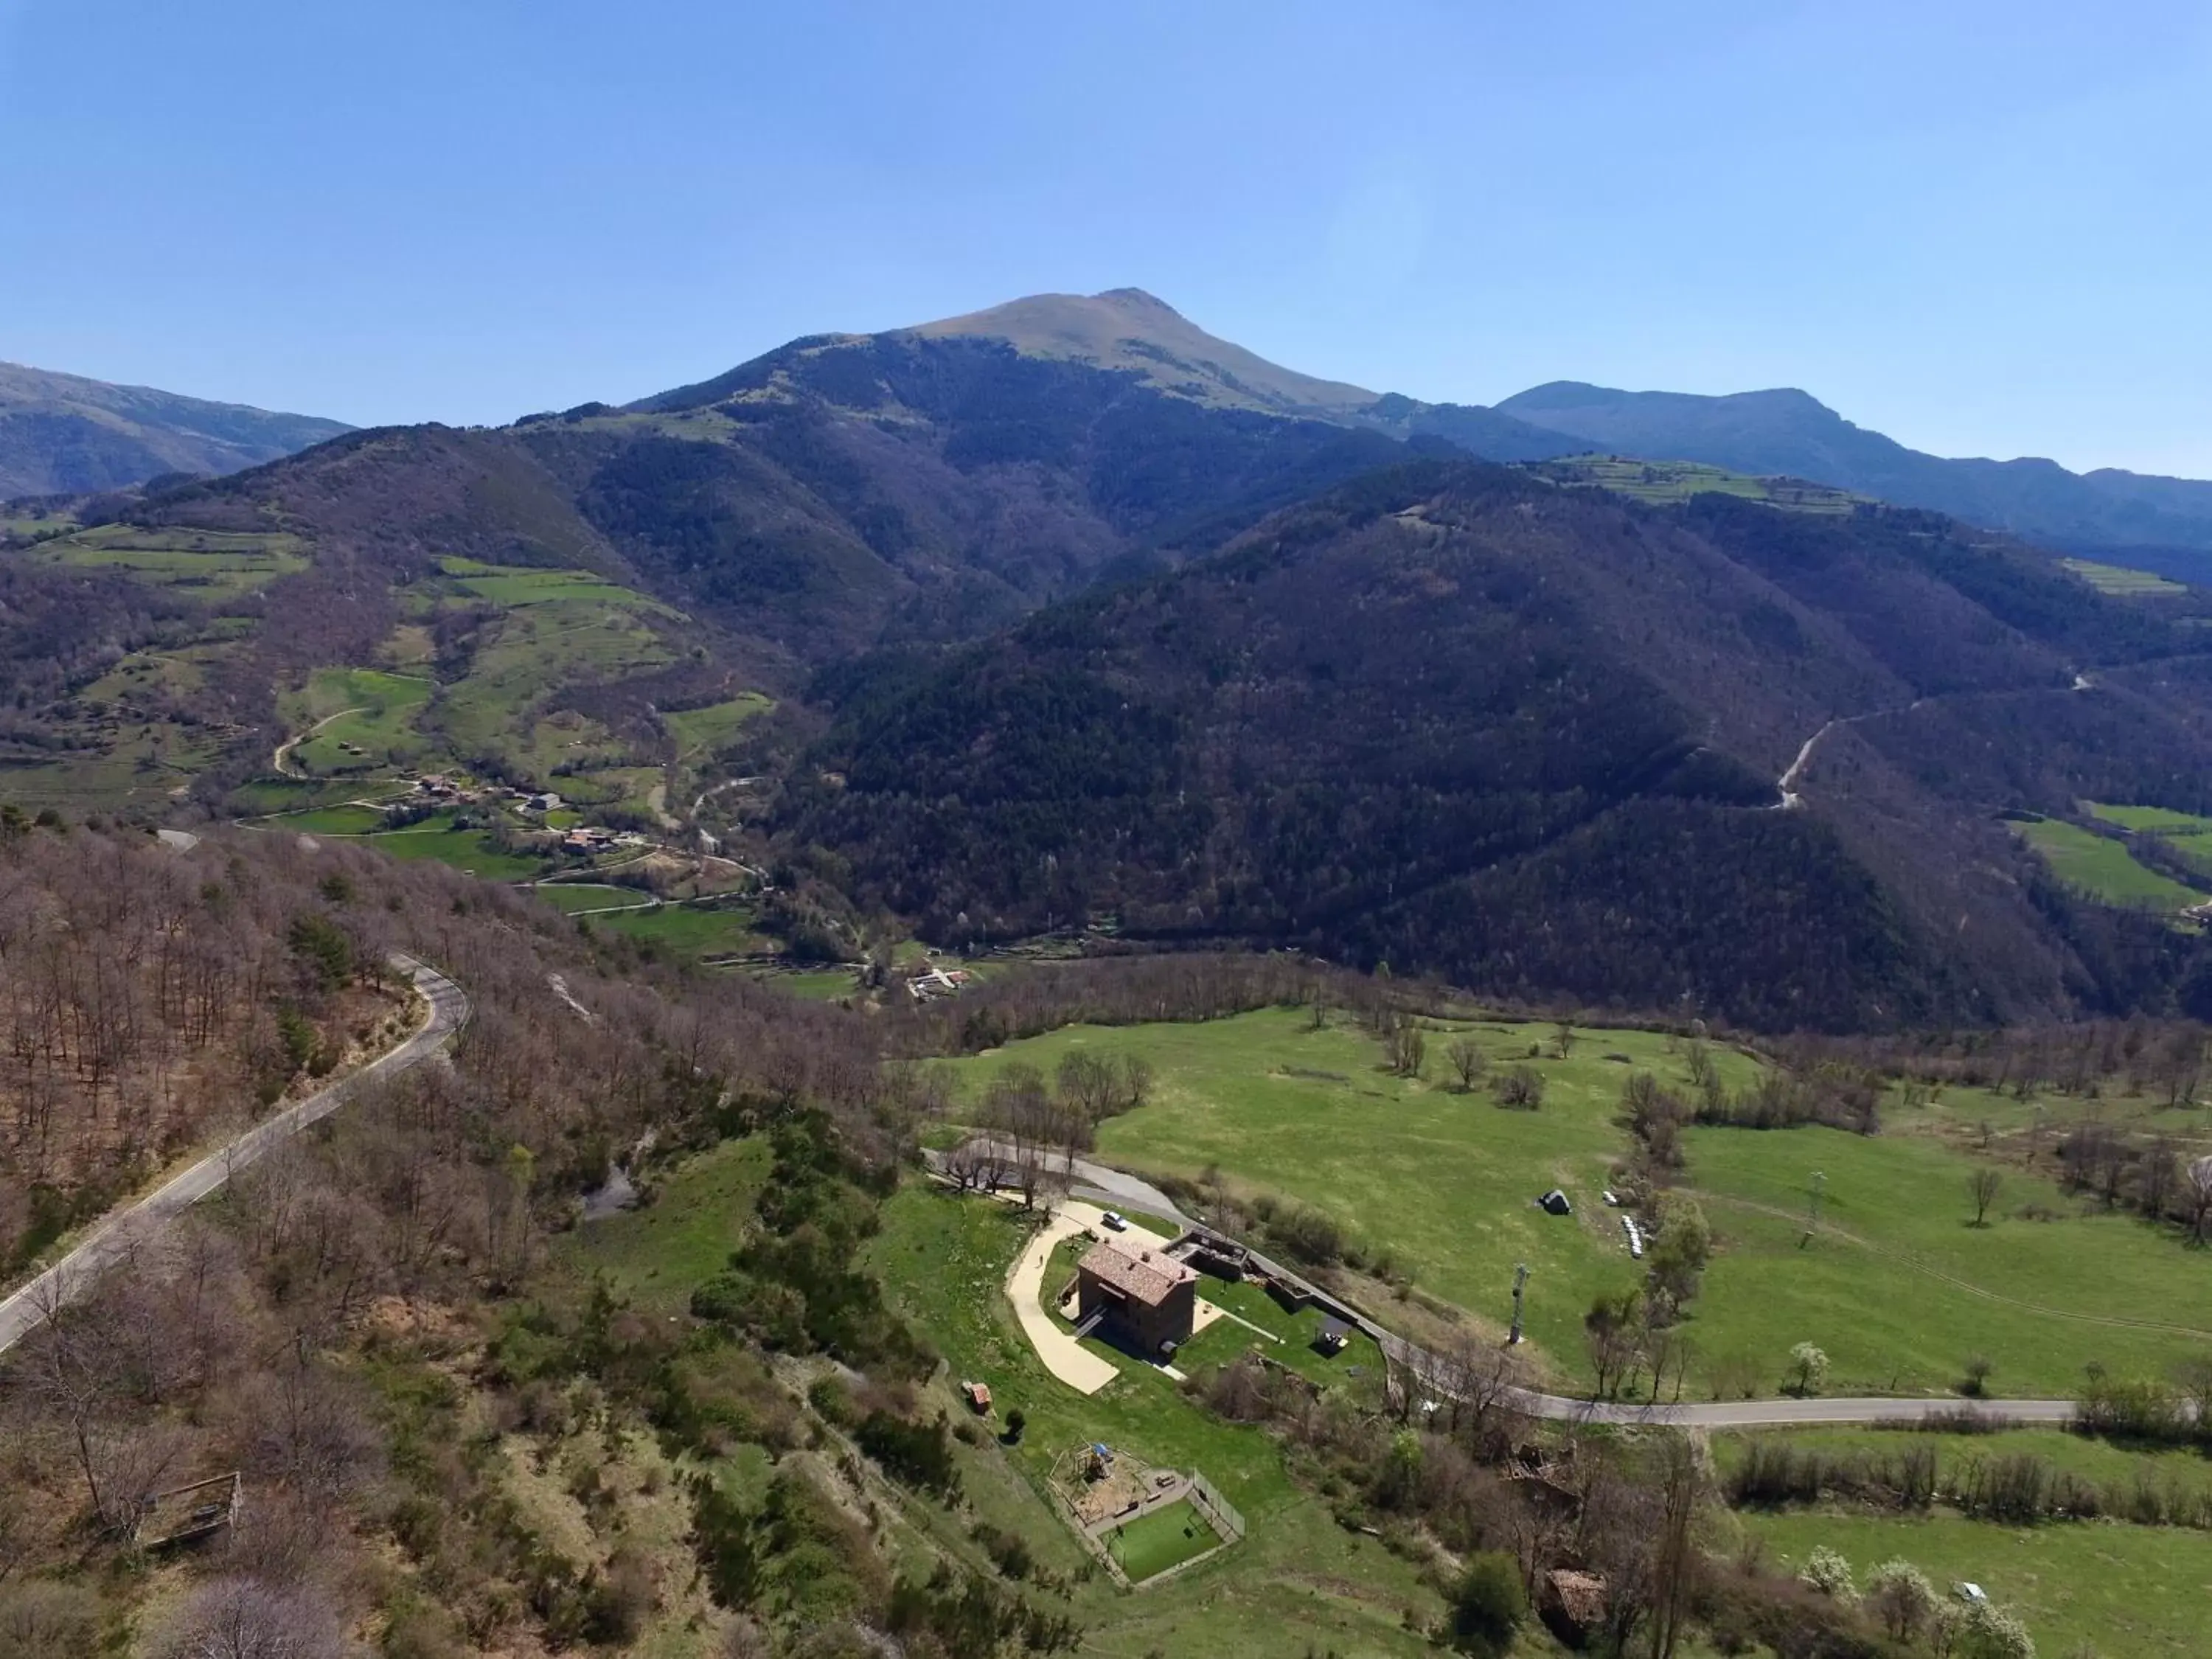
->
[3, 0, 2208, 474]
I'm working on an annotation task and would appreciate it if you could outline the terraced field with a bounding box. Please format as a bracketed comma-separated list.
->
[27, 523, 309, 597]
[2062, 557, 2190, 597]
[1533, 455, 1862, 512]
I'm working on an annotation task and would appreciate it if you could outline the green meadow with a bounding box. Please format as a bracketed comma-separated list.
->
[562, 1135, 774, 1313]
[2011, 815, 2202, 910]
[664, 694, 773, 759]
[951, 1008, 1753, 1384]
[1736, 1506, 2211, 1658]
[950, 1008, 2212, 1398]
[585, 900, 762, 959]
[1536, 455, 1861, 512]
[361, 813, 547, 880]
[282, 667, 436, 773]
[29, 524, 309, 598]
[2061, 557, 2189, 597]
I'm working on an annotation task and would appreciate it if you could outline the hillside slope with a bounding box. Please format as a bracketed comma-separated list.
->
[0, 360, 350, 496]
[785, 462, 2212, 1029]
[1496, 380, 2212, 571]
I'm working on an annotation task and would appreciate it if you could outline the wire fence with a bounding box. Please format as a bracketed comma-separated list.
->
[1188, 1470, 1245, 1541]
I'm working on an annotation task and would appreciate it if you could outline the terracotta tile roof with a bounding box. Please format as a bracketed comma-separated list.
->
[1077, 1239, 1195, 1307]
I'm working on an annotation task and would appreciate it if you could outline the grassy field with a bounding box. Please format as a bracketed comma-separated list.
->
[560, 1136, 773, 1312]
[864, 1183, 1445, 1656]
[587, 900, 762, 959]
[29, 524, 308, 597]
[1681, 1118, 2212, 1396]
[528, 882, 647, 914]
[664, 694, 773, 759]
[439, 557, 678, 613]
[2011, 816, 2203, 911]
[2062, 558, 2191, 597]
[1105, 1498, 1223, 1582]
[950, 1009, 2212, 1399]
[228, 776, 397, 815]
[275, 803, 394, 834]
[951, 1008, 1753, 1385]
[1533, 456, 1861, 513]
[1736, 1506, 2211, 1657]
[755, 967, 861, 1000]
[283, 667, 436, 774]
[360, 813, 548, 880]
[2086, 801, 2212, 836]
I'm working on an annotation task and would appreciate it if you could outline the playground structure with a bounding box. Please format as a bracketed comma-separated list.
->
[1044, 1441, 1245, 1586]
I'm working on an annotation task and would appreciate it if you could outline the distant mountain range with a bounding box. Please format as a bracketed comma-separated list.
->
[0, 361, 349, 497]
[1492, 380, 2212, 574]
[14, 291, 2212, 573]
[907, 289, 2212, 569]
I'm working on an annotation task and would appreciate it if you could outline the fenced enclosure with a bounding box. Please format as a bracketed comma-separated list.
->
[1187, 1470, 1245, 1541]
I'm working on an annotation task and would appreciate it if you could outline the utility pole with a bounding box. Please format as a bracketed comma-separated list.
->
[1508, 1262, 1529, 1345]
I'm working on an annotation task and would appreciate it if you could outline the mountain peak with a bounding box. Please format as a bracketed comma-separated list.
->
[903, 288, 1378, 418]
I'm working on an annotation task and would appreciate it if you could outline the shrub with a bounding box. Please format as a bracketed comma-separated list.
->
[856, 1411, 961, 1498]
[1448, 1551, 1527, 1656]
[807, 1375, 858, 1428]
[1798, 1545, 1857, 1602]
[1272, 1205, 1345, 1267]
[972, 1521, 1033, 1580]
[1492, 1065, 1545, 1110]
[1952, 1598, 2037, 1659]
[1787, 1342, 1829, 1396]
[1865, 1559, 1938, 1643]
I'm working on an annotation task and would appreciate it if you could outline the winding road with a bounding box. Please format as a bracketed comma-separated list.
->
[271, 706, 366, 778]
[0, 953, 469, 1359]
[933, 1141, 2079, 1429]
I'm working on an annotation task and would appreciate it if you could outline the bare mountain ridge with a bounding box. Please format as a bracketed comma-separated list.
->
[0, 360, 351, 497]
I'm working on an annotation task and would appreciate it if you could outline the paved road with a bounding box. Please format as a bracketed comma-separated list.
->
[936, 1138, 2079, 1429]
[936, 1140, 1194, 1229]
[0, 953, 469, 1358]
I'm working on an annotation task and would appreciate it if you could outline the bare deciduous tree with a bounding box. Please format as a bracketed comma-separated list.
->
[1446, 1037, 1486, 1093]
[148, 1576, 344, 1659]
[1968, 1166, 2003, 1228]
[2187, 1155, 2212, 1244]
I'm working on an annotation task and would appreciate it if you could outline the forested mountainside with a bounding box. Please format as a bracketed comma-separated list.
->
[1495, 380, 2212, 573]
[782, 461, 2212, 1030]
[18, 296, 2212, 1029]
[0, 361, 349, 497]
